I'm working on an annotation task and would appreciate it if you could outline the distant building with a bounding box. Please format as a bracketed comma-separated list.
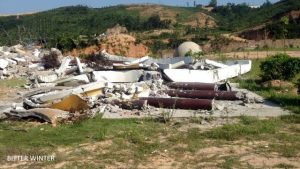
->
[250, 5, 260, 8]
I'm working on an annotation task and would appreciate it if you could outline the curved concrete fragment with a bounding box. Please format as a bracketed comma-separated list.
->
[163, 60, 252, 83]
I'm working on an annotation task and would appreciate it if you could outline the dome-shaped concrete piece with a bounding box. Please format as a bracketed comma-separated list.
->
[176, 41, 202, 57]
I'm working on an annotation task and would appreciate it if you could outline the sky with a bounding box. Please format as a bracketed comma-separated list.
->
[0, 0, 280, 14]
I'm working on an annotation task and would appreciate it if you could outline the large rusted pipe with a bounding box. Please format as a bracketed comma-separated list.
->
[162, 90, 239, 101]
[167, 82, 217, 91]
[139, 97, 212, 110]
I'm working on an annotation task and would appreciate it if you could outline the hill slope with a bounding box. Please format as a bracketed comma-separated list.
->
[0, 0, 299, 49]
[0, 4, 216, 46]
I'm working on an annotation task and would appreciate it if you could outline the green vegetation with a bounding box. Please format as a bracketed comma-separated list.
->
[234, 59, 300, 114]
[0, 5, 171, 48]
[260, 53, 300, 81]
[0, 115, 299, 167]
[0, 78, 27, 88]
[1, 0, 300, 51]
[212, 0, 300, 32]
[208, 0, 218, 8]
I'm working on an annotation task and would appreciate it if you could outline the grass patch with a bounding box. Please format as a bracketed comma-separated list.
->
[0, 78, 27, 88]
[274, 163, 296, 168]
[218, 156, 242, 169]
[203, 116, 280, 141]
[0, 115, 300, 167]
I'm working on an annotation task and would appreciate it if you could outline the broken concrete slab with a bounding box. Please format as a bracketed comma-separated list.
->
[50, 95, 90, 111]
[75, 57, 84, 74]
[113, 63, 140, 70]
[163, 60, 252, 83]
[30, 81, 108, 103]
[12, 57, 27, 65]
[37, 73, 58, 83]
[7, 108, 69, 127]
[55, 56, 72, 76]
[205, 59, 228, 68]
[5, 58, 17, 65]
[0, 59, 8, 69]
[55, 74, 90, 86]
[190, 61, 204, 70]
[101, 50, 136, 62]
[92, 70, 144, 83]
[124, 56, 149, 65]
[158, 60, 186, 69]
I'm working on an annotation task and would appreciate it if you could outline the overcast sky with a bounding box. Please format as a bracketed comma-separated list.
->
[0, 0, 280, 14]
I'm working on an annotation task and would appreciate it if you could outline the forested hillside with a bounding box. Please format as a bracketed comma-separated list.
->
[0, 0, 299, 49]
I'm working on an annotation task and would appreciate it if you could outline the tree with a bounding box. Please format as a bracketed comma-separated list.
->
[208, 0, 217, 7]
[261, 0, 272, 8]
[280, 16, 289, 51]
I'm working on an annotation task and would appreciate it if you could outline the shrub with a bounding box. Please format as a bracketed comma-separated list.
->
[260, 53, 300, 81]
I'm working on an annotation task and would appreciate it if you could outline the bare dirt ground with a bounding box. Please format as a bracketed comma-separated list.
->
[126, 4, 178, 22]
[208, 51, 300, 59]
[126, 5, 215, 28]
[68, 34, 149, 58]
[183, 12, 217, 28]
[0, 87, 22, 104]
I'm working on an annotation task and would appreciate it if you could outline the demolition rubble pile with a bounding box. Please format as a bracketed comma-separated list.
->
[0, 45, 263, 126]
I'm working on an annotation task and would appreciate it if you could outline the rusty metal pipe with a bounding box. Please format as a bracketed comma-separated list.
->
[139, 97, 212, 110]
[167, 82, 217, 91]
[162, 90, 239, 100]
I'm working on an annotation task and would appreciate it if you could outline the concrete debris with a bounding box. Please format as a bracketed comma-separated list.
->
[55, 56, 72, 76]
[1, 45, 278, 126]
[42, 48, 63, 69]
[163, 60, 252, 83]
[6, 108, 69, 127]
[92, 70, 143, 83]
[0, 59, 9, 69]
[139, 97, 213, 110]
[75, 57, 84, 74]
[37, 73, 58, 83]
[55, 74, 90, 86]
